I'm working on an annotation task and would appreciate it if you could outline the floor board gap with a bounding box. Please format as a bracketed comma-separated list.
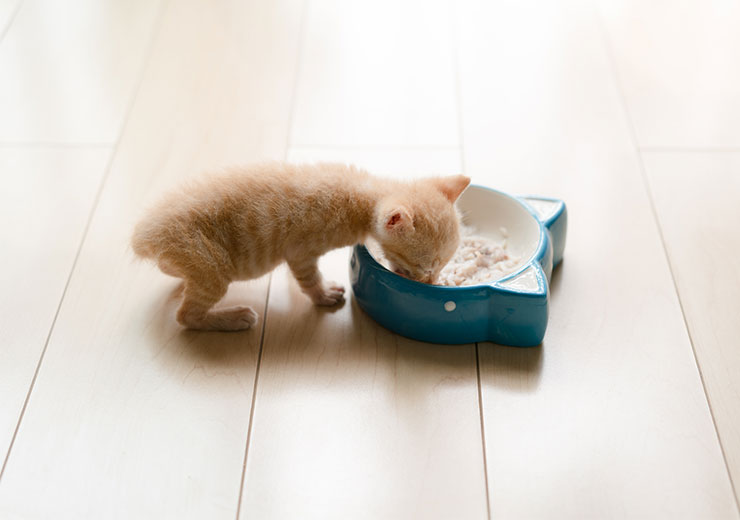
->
[475, 344, 492, 520]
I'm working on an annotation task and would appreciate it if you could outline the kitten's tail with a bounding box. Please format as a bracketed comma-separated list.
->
[130, 220, 159, 260]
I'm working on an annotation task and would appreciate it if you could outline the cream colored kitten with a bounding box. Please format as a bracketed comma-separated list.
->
[132, 162, 469, 331]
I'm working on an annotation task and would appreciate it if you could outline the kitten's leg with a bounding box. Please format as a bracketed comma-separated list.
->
[288, 256, 345, 306]
[177, 278, 258, 331]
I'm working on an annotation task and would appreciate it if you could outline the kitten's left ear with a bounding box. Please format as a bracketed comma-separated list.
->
[383, 206, 414, 234]
[431, 175, 471, 203]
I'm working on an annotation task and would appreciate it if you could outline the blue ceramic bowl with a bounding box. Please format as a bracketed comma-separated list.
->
[349, 185, 567, 347]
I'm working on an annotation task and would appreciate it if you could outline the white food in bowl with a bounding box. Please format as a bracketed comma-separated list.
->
[436, 228, 520, 286]
[367, 226, 520, 286]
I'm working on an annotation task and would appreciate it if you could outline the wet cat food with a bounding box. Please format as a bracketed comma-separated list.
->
[436, 229, 520, 286]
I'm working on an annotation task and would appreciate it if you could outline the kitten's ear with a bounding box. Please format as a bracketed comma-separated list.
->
[431, 175, 471, 203]
[383, 206, 414, 234]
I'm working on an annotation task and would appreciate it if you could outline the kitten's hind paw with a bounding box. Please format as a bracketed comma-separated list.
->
[205, 305, 259, 331]
[307, 282, 345, 306]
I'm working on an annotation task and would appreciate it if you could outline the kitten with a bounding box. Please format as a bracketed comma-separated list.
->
[131, 162, 470, 331]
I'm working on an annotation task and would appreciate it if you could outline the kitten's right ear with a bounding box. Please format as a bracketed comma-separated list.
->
[382, 206, 414, 234]
[430, 175, 471, 203]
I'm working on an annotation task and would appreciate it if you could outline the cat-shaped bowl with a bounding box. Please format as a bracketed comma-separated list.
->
[349, 186, 567, 347]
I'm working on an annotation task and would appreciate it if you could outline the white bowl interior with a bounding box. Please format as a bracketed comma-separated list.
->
[456, 187, 541, 274]
[365, 186, 542, 284]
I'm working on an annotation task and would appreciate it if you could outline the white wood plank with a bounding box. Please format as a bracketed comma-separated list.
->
[599, 0, 740, 148]
[0, 146, 110, 466]
[0, 0, 303, 518]
[290, 0, 458, 148]
[240, 256, 487, 520]
[0, 0, 161, 143]
[457, 0, 738, 517]
[645, 151, 740, 504]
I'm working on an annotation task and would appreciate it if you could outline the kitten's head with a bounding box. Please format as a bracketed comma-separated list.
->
[375, 175, 470, 284]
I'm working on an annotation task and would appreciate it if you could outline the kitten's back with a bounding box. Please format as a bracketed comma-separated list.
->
[130, 161, 374, 277]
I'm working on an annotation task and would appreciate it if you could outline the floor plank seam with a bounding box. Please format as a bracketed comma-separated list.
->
[237, 3, 308, 513]
[0, 230, 85, 482]
[235, 273, 272, 520]
[475, 344, 492, 520]
[0, 0, 170, 485]
[639, 166, 740, 509]
[451, 6, 488, 517]
[0, 0, 23, 47]
[594, 6, 740, 512]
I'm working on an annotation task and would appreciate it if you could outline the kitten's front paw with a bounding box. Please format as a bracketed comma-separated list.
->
[308, 282, 345, 306]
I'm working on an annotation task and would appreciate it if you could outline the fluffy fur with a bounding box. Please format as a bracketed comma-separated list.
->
[132, 162, 470, 331]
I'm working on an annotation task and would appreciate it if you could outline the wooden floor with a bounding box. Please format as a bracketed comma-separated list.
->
[1, 0, 739, 518]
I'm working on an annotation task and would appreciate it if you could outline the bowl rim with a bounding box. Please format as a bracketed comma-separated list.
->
[357, 185, 549, 292]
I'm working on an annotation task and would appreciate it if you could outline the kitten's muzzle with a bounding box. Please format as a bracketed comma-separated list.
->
[394, 267, 435, 284]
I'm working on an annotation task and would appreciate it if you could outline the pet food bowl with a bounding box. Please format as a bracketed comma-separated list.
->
[349, 185, 567, 347]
